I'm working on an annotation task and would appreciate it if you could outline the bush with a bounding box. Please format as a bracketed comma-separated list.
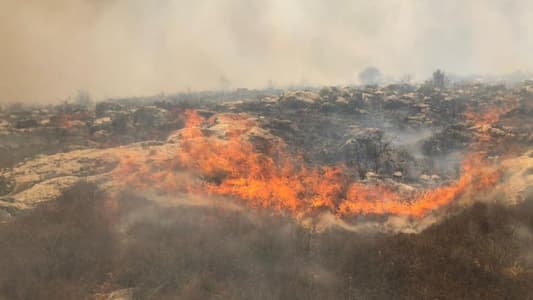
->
[421, 69, 449, 91]
[359, 67, 382, 86]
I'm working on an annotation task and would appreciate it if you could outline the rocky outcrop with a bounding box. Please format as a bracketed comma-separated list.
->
[0, 113, 281, 218]
[0, 82, 530, 222]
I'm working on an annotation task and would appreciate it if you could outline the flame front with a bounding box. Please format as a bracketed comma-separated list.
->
[114, 109, 503, 219]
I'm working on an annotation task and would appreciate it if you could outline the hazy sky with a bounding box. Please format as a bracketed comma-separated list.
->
[1, 0, 532, 102]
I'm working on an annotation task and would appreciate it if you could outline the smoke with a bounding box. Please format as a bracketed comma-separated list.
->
[1, 0, 532, 102]
[1, 182, 532, 299]
[306, 212, 439, 234]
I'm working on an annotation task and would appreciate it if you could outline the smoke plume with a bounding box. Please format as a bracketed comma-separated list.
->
[1, 0, 532, 102]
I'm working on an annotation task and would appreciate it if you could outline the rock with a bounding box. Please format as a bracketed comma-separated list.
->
[385, 95, 399, 101]
[430, 174, 441, 181]
[39, 118, 51, 126]
[396, 182, 416, 194]
[407, 114, 427, 122]
[402, 92, 418, 100]
[220, 100, 245, 110]
[261, 96, 279, 104]
[0, 148, 120, 207]
[69, 120, 86, 127]
[335, 96, 348, 104]
[0, 111, 286, 210]
[94, 116, 112, 126]
[489, 127, 506, 137]
[365, 172, 379, 180]
[420, 174, 431, 181]
[10, 176, 81, 207]
[0, 119, 9, 128]
[414, 103, 429, 110]
[280, 91, 320, 108]
[0, 80, 528, 222]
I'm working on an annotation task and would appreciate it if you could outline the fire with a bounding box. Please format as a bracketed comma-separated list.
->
[183, 109, 204, 128]
[465, 100, 517, 143]
[333, 153, 499, 217]
[113, 109, 504, 219]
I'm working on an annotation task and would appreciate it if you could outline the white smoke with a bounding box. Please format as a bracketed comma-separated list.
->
[1, 0, 532, 102]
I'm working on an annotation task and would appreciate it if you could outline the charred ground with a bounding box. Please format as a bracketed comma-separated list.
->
[0, 81, 532, 299]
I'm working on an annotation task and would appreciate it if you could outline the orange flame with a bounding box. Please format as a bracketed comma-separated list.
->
[113, 108, 506, 219]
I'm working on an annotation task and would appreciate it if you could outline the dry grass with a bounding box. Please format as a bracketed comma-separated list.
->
[0, 183, 531, 299]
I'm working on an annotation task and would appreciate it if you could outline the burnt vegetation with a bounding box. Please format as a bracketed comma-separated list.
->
[0, 183, 532, 300]
[0, 78, 532, 299]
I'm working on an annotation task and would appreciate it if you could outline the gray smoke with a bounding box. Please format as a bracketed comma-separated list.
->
[1, 0, 532, 102]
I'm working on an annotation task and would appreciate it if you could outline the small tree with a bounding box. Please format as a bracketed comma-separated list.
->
[75, 90, 93, 108]
[358, 67, 382, 86]
[431, 69, 448, 89]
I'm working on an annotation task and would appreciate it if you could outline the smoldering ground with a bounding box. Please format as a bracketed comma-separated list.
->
[0, 182, 532, 299]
